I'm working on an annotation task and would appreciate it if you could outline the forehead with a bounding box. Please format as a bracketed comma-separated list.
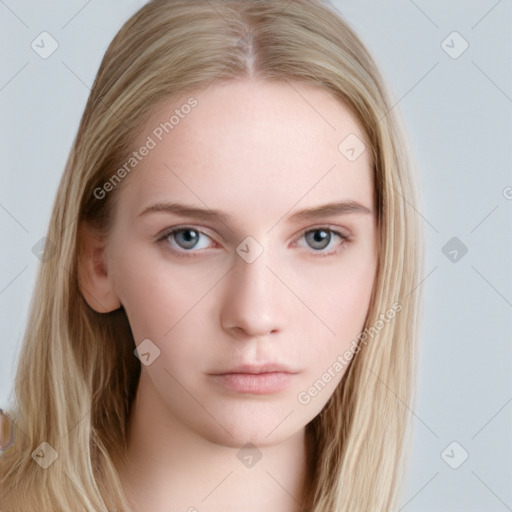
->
[120, 79, 374, 220]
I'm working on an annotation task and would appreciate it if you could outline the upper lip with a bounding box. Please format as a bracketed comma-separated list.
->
[210, 363, 298, 375]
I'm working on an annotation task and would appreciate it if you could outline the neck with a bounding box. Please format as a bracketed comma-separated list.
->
[117, 371, 309, 512]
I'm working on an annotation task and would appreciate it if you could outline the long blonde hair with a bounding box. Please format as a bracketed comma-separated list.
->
[0, 1, 424, 510]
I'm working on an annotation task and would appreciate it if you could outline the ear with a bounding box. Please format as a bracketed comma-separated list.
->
[78, 222, 121, 313]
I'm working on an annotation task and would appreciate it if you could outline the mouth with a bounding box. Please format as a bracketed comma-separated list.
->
[208, 363, 299, 395]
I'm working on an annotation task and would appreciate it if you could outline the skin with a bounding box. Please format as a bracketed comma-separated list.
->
[79, 79, 378, 512]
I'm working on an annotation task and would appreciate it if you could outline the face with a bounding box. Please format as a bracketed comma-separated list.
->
[102, 79, 378, 447]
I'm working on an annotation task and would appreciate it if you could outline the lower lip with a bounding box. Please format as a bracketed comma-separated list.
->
[210, 372, 294, 394]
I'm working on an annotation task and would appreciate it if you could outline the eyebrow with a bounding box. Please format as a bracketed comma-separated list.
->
[137, 200, 373, 223]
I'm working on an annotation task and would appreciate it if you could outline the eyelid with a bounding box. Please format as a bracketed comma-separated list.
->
[296, 223, 351, 239]
[155, 225, 219, 253]
[155, 224, 215, 240]
[290, 223, 351, 244]
[156, 224, 351, 257]
[291, 224, 351, 255]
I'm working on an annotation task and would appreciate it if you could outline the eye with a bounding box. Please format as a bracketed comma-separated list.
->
[298, 227, 349, 255]
[305, 229, 331, 250]
[157, 227, 214, 253]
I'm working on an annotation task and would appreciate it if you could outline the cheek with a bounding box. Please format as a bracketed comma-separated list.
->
[290, 256, 376, 410]
[111, 229, 376, 357]
[109, 243, 224, 344]
[326, 264, 375, 333]
[294, 250, 377, 361]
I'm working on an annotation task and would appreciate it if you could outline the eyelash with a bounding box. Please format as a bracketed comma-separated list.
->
[155, 225, 350, 258]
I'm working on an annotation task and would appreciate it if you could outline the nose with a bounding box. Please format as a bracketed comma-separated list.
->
[219, 247, 286, 339]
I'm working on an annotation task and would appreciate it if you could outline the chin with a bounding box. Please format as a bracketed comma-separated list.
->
[193, 404, 308, 449]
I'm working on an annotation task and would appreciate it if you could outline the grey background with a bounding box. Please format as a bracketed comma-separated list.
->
[1, 1, 511, 510]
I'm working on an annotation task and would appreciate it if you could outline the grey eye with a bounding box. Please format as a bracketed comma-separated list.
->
[173, 229, 200, 249]
[304, 229, 331, 250]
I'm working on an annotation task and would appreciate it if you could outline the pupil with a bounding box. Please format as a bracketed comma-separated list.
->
[308, 229, 330, 249]
[177, 229, 198, 248]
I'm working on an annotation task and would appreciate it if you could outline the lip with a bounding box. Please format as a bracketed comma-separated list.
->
[209, 363, 299, 394]
[211, 363, 297, 375]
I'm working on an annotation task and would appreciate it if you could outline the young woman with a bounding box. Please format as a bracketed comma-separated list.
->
[0, 0, 424, 510]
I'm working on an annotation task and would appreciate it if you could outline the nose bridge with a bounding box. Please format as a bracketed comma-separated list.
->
[234, 247, 272, 297]
[220, 241, 284, 337]
[233, 245, 275, 309]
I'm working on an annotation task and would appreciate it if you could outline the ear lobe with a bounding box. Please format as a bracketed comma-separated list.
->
[78, 222, 121, 313]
